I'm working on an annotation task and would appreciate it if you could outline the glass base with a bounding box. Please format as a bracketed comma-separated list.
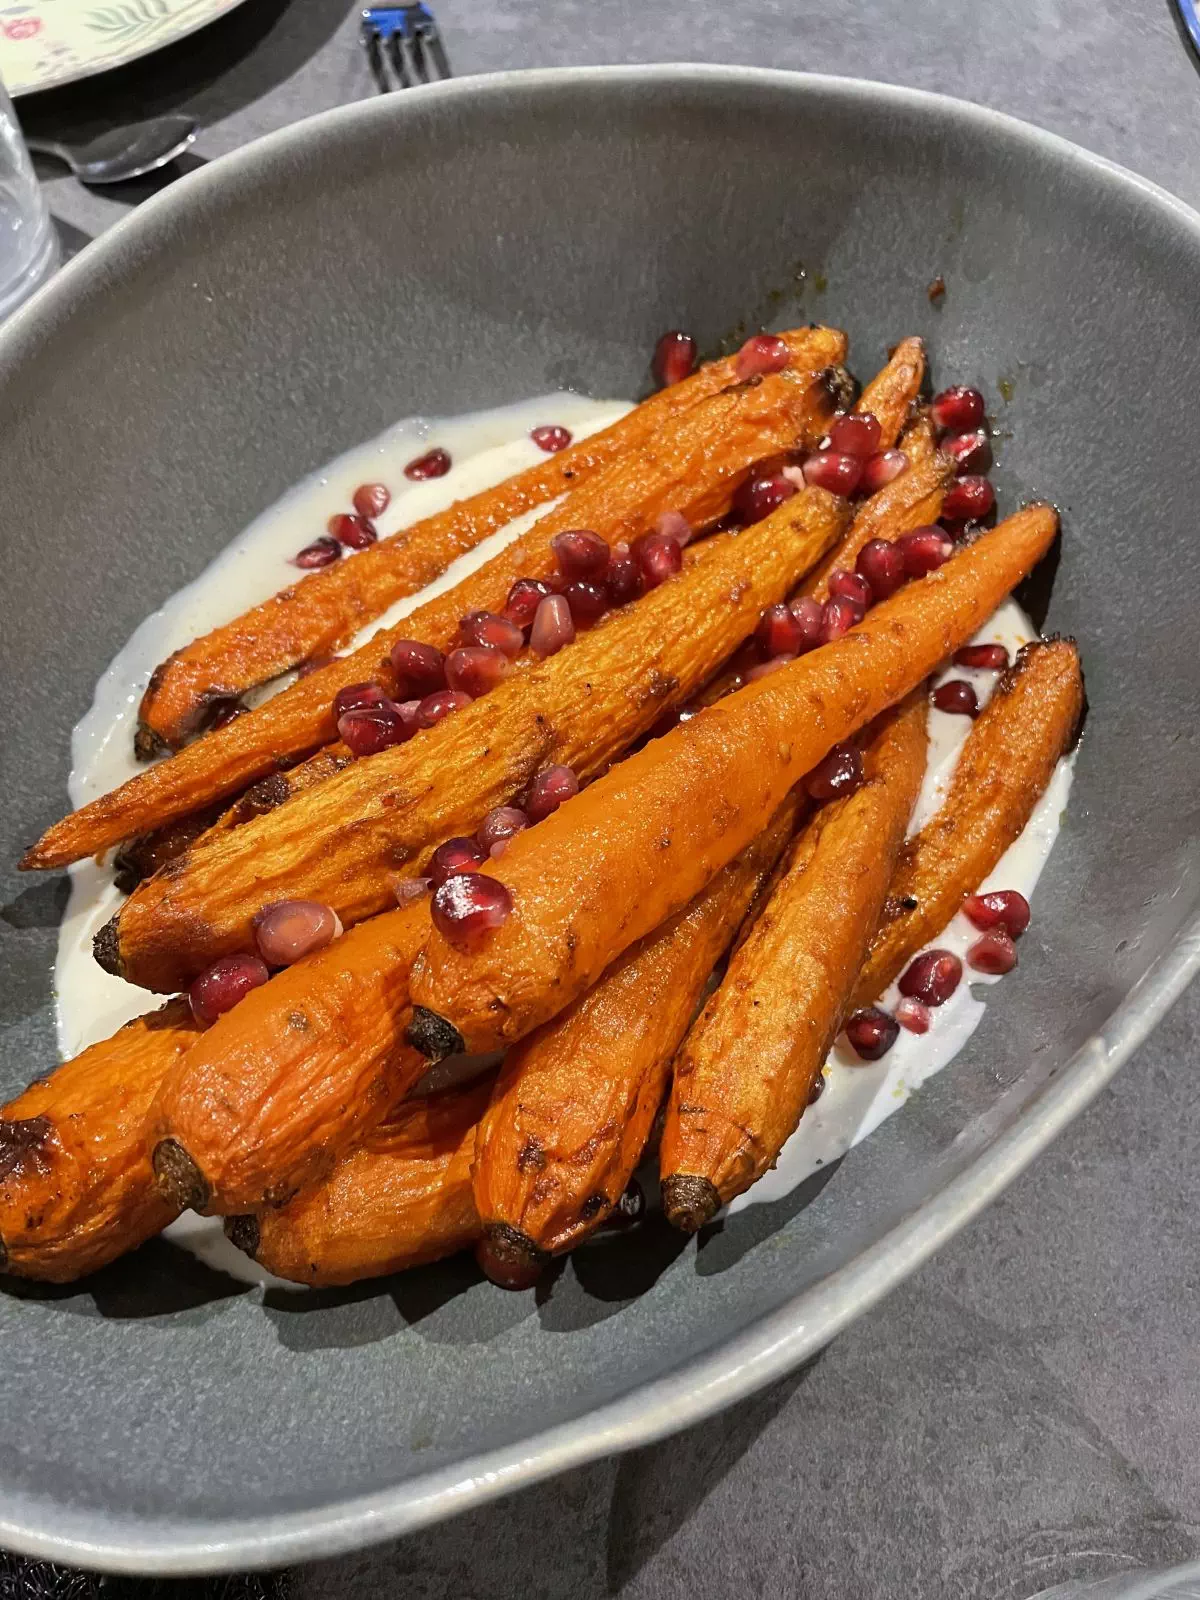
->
[0, 213, 59, 322]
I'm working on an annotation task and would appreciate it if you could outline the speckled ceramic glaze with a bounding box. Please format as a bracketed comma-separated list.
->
[0, 66, 1197, 1575]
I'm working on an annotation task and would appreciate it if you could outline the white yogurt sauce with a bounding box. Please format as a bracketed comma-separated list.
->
[51, 395, 1072, 1276]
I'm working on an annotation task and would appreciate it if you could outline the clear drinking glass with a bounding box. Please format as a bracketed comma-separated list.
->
[0, 73, 57, 320]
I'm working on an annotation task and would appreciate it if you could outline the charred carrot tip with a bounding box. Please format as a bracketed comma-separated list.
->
[224, 1214, 260, 1259]
[407, 1007, 465, 1063]
[92, 919, 123, 979]
[134, 725, 169, 762]
[475, 1224, 549, 1290]
[661, 1174, 720, 1234]
[152, 1138, 209, 1212]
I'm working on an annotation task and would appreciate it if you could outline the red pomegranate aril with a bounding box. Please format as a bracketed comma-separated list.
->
[931, 385, 985, 434]
[333, 680, 388, 718]
[551, 529, 610, 582]
[828, 411, 882, 459]
[416, 688, 472, 728]
[734, 332, 790, 380]
[897, 527, 954, 578]
[188, 954, 270, 1028]
[806, 742, 863, 802]
[292, 535, 342, 569]
[327, 512, 377, 550]
[503, 577, 553, 629]
[789, 596, 824, 652]
[457, 611, 524, 658]
[429, 836, 487, 888]
[827, 567, 872, 612]
[635, 532, 683, 589]
[898, 949, 963, 1007]
[941, 475, 995, 522]
[477, 805, 529, 854]
[953, 642, 1010, 670]
[564, 580, 608, 627]
[431, 872, 513, 948]
[604, 557, 643, 608]
[756, 602, 804, 658]
[855, 538, 906, 602]
[208, 699, 247, 731]
[446, 645, 509, 697]
[896, 997, 932, 1035]
[253, 899, 342, 967]
[389, 639, 446, 697]
[943, 429, 992, 475]
[296, 654, 336, 678]
[404, 446, 451, 480]
[652, 329, 697, 388]
[859, 448, 909, 495]
[531, 424, 572, 453]
[819, 594, 861, 643]
[844, 1007, 900, 1062]
[655, 509, 693, 546]
[352, 481, 391, 519]
[962, 888, 1030, 937]
[932, 679, 979, 717]
[746, 655, 794, 682]
[733, 471, 796, 526]
[802, 450, 863, 497]
[337, 701, 413, 756]
[529, 594, 575, 657]
[967, 929, 1019, 975]
[393, 875, 432, 905]
[527, 763, 579, 823]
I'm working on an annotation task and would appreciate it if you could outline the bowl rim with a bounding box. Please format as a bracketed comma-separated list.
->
[3, 61, 1200, 1576]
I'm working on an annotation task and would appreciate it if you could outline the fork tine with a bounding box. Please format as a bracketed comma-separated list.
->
[421, 17, 451, 79]
[385, 26, 411, 89]
[406, 25, 430, 84]
[359, 17, 390, 93]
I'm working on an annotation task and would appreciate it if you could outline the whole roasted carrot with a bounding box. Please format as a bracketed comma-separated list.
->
[850, 637, 1084, 1006]
[226, 1076, 495, 1288]
[148, 901, 429, 1216]
[408, 504, 1060, 1057]
[0, 1002, 197, 1282]
[138, 326, 846, 753]
[660, 693, 929, 1232]
[854, 335, 925, 444]
[26, 364, 840, 873]
[99, 485, 850, 992]
[473, 801, 797, 1286]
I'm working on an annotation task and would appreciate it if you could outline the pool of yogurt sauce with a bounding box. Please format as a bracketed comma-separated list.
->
[53, 391, 1072, 1282]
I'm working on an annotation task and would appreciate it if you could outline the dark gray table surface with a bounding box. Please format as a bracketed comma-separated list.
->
[13, 3, 1200, 1596]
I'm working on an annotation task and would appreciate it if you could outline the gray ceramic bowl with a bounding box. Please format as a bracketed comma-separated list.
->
[1, 65, 1199, 1575]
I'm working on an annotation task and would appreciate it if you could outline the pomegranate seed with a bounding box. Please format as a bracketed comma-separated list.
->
[806, 742, 863, 801]
[756, 602, 804, 658]
[932, 679, 979, 717]
[844, 1007, 899, 1061]
[652, 330, 697, 387]
[333, 681, 388, 718]
[458, 610, 524, 659]
[552, 529, 610, 582]
[859, 449, 908, 494]
[635, 532, 683, 589]
[253, 900, 342, 967]
[896, 997, 932, 1034]
[897, 527, 954, 578]
[781, 464, 808, 491]
[292, 536, 341, 569]
[807, 1072, 826, 1106]
[389, 640, 446, 697]
[734, 332, 790, 381]
[531, 424, 572, 453]
[855, 538, 906, 602]
[898, 949, 962, 1007]
[393, 876, 432, 905]
[297, 655, 336, 678]
[431, 872, 513, 949]
[527, 764, 579, 822]
[963, 889, 1030, 937]
[327, 512, 377, 550]
[477, 805, 529, 854]
[931, 385, 985, 433]
[446, 645, 509, 697]
[604, 557, 643, 607]
[802, 451, 863, 497]
[746, 655, 793, 682]
[967, 929, 1019, 975]
[404, 447, 451, 480]
[416, 688, 472, 728]
[827, 568, 872, 612]
[733, 471, 796, 526]
[819, 595, 861, 643]
[207, 699, 247, 731]
[789, 596, 824, 652]
[503, 577, 552, 629]
[338, 701, 414, 755]
[564, 580, 608, 627]
[529, 594, 575, 657]
[943, 429, 992, 475]
[953, 643, 1010, 670]
[429, 836, 487, 888]
[942, 475, 995, 522]
[828, 412, 882, 458]
[188, 954, 269, 1028]
[352, 482, 390, 519]
[655, 509, 693, 546]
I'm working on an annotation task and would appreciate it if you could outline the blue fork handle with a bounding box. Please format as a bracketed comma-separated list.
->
[1176, 0, 1200, 61]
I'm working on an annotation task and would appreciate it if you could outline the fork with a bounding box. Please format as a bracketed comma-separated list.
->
[360, 3, 452, 92]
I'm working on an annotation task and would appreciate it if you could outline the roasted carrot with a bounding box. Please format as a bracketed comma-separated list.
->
[148, 900, 429, 1216]
[226, 1076, 495, 1287]
[854, 336, 925, 444]
[660, 693, 929, 1231]
[473, 800, 797, 1286]
[138, 327, 846, 753]
[26, 363, 841, 873]
[408, 504, 1060, 1057]
[0, 1002, 198, 1282]
[850, 637, 1083, 1006]
[99, 485, 850, 992]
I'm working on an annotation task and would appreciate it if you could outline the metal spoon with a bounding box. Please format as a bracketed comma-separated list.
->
[25, 115, 198, 185]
